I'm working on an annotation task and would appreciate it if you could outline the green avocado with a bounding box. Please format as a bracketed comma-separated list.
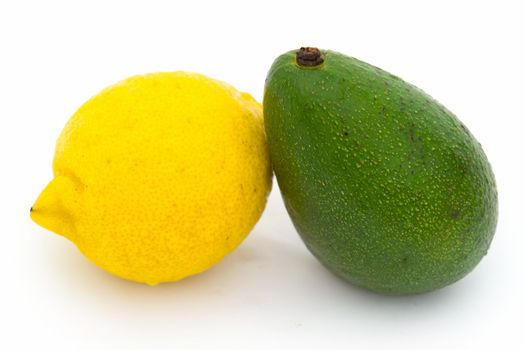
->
[263, 47, 498, 295]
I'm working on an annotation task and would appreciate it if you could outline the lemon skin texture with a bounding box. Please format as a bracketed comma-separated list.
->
[31, 72, 272, 285]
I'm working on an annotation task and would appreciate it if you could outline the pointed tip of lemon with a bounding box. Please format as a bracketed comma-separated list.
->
[30, 175, 80, 239]
[29, 205, 38, 224]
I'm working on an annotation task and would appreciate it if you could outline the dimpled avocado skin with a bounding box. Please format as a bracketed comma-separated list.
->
[263, 50, 498, 294]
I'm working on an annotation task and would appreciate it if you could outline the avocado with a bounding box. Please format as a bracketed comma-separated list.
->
[263, 47, 498, 294]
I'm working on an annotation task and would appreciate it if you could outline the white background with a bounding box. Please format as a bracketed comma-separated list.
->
[1, 1, 524, 349]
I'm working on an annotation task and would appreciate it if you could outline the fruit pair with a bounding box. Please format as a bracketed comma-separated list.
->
[31, 48, 497, 294]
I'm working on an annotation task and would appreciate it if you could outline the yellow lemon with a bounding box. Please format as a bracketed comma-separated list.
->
[30, 72, 272, 285]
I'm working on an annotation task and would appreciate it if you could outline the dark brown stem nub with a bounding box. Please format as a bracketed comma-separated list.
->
[296, 47, 324, 67]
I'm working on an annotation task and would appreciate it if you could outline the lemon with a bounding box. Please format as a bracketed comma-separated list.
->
[30, 72, 272, 285]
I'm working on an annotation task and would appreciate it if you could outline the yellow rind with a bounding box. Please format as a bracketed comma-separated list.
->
[31, 72, 272, 285]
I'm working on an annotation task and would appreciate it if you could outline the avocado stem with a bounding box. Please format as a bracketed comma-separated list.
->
[296, 47, 324, 67]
